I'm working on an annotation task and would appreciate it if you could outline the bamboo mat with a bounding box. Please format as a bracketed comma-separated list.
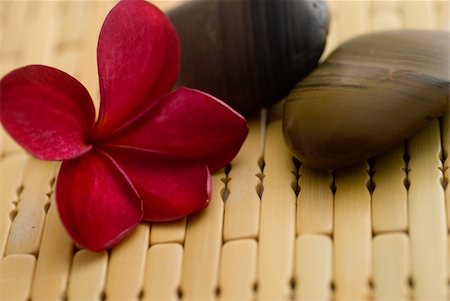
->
[0, 1, 449, 300]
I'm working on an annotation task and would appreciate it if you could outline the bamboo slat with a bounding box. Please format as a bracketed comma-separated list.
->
[0, 153, 27, 259]
[223, 118, 263, 241]
[150, 219, 186, 245]
[403, 1, 438, 29]
[143, 243, 183, 301]
[335, 2, 369, 44]
[438, 0, 450, 30]
[105, 224, 150, 301]
[371, 1, 402, 30]
[0, 1, 449, 301]
[6, 159, 57, 255]
[219, 239, 257, 301]
[0, 132, 22, 157]
[371, 144, 408, 233]
[30, 199, 73, 301]
[333, 162, 372, 300]
[0, 254, 36, 301]
[296, 166, 333, 235]
[442, 113, 449, 230]
[407, 120, 447, 299]
[372, 233, 411, 300]
[67, 250, 108, 301]
[181, 173, 225, 301]
[257, 120, 296, 300]
[294, 234, 333, 301]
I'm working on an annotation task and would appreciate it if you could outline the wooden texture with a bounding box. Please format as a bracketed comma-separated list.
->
[143, 243, 183, 301]
[296, 166, 333, 235]
[372, 233, 411, 300]
[257, 121, 296, 300]
[105, 224, 150, 301]
[0, 1, 449, 300]
[223, 118, 263, 241]
[295, 234, 333, 300]
[150, 218, 186, 245]
[219, 239, 257, 301]
[407, 120, 447, 299]
[372, 143, 408, 233]
[181, 173, 225, 301]
[333, 163, 372, 300]
[0, 254, 36, 301]
[67, 250, 108, 301]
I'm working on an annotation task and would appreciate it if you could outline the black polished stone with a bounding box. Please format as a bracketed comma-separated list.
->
[168, 0, 329, 116]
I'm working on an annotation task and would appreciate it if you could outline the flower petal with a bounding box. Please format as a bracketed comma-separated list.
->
[101, 87, 249, 172]
[56, 150, 143, 251]
[95, 0, 180, 136]
[0, 65, 95, 160]
[104, 146, 211, 222]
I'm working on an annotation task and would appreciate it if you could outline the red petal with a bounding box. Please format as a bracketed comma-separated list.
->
[0, 65, 95, 160]
[104, 146, 211, 222]
[56, 150, 143, 251]
[101, 88, 249, 172]
[95, 0, 180, 136]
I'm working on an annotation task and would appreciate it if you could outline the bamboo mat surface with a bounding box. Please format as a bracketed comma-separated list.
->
[0, 1, 449, 300]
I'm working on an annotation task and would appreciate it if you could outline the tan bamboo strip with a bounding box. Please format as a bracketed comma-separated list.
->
[0, 153, 27, 259]
[447, 164, 450, 230]
[30, 199, 73, 301]
[408, 120, 447, 299]
[18, 2, 59, 67]
[334, 162, 372, 300]
[223, 118, 263, 241]
[257, 120, 296, 300]
[5, 158, 57, 255]
[370, 0, 402, 30]
[443, 113, 450, 230]
[105, 224, 150, 301]
[0, 254, 36, 301]
[55, 48, 80, 79]
[448, 235, 450, 286]
[372, 233, 411, 300]
[54, 2, 96, 78]
[403, 0, 437, 29]
[0, 1, 27, 57]
[0, 128, 3, 157]
[443, 113, 449, 159]
[336, 1, 369, 44]
[294, 234, 332, 301]
[437, 0, 450, 30]
[58, 1, 92, 46]
[67, 250, 108, 301]
[0, 130, 22, 156]
[76, 1, 116, 109]
[143, 243, 183, 301]
[372, 143, 408, 233]
[219, 239, 257, 301]
[181, 173, 225, 301]
[154, 1, 185, 12]
[322, 0, 338, 59]
[296, 166, 333, 235]
[150, 219, 186, 245]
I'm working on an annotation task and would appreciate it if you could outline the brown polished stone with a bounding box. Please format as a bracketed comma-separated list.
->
[283, 30, 450, 170]
[168, 0, 329, 116]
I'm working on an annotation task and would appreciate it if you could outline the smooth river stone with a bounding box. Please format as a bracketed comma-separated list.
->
[283, 30, 450, 170]
[168, 0, 329, 116]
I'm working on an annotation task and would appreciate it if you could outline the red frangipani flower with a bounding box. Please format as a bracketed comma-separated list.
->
[0, 0, 248, 251]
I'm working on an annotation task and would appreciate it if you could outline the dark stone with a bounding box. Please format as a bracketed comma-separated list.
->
[168, 0, 329, 116]
[283, 30, 450, 170]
